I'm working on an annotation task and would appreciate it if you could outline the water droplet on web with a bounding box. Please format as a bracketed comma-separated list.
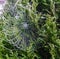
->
[23, 22, 28, 29]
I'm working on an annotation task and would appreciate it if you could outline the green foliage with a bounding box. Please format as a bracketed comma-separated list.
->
[0, 0, 60, 59]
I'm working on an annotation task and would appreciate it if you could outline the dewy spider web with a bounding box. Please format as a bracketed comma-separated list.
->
[2, 0, 35, 51]
[3, 9, 33, 51]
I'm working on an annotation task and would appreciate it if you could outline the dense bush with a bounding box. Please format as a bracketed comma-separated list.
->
[0, 0, 60, 59]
